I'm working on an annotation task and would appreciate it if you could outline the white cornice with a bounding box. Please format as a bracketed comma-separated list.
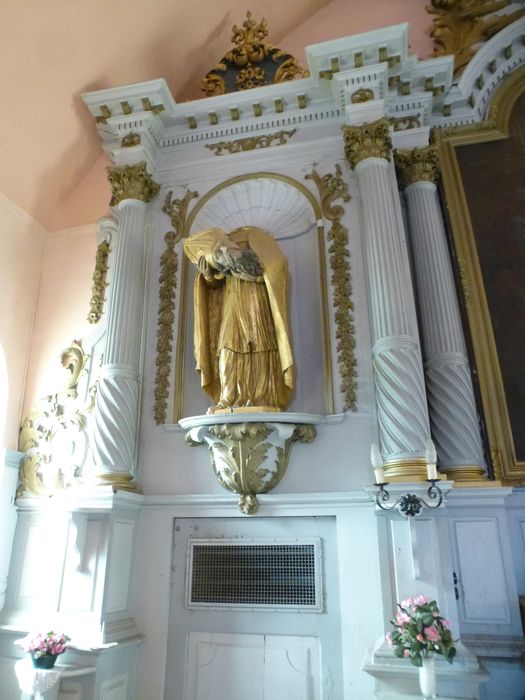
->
[81, 18, 525, 163]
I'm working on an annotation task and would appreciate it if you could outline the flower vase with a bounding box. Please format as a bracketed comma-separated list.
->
[419, 656, 436, 700]
[31, 653, 58, 669]
[418, 656, 437, 699]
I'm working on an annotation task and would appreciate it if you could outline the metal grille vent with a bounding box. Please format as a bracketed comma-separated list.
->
[187, 539, 323, 611]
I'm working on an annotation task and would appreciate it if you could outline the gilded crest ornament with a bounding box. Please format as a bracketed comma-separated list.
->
[201, 11, 307, 96]
[426, 0, 525, 76]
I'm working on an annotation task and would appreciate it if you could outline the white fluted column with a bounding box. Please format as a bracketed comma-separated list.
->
[343, 119, 431, 480]
[92, 161, 159, 489]
[396, 147, 487, 481]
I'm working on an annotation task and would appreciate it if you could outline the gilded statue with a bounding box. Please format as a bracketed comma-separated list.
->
[183, 226, 294, 413]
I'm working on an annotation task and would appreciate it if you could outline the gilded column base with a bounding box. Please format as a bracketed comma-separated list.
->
[444, 465, 492, 484]
[93, 472, 142, 493]
[384, 458, 429, 482]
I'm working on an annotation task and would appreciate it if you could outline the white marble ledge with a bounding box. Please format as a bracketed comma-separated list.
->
[171, 411, 346, 432]
[15, 486, 143, 513]
[463, 635, 525, 660]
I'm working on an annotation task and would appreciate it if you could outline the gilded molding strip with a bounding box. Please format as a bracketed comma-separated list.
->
[306, 164, 357, 411]
[205, 129, 296, 156]
[154, 189, 199, 425]
[87, 240, 110, 324]
[426, 0, 525, 76]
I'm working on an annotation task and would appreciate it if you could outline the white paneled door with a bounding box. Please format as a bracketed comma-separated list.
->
[164, 517, 342, 700]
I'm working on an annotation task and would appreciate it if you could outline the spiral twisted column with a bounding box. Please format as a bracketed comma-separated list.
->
[92, 162, 160, 490]
[396, 146, 486, 481]
[343, 119, 431, 480]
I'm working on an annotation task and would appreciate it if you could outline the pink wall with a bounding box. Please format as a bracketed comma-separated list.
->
[0, 195, 45, 450]
[22, 225, 97, 420]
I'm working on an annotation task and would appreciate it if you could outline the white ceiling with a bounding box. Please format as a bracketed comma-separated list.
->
[1, 0, 432, 232]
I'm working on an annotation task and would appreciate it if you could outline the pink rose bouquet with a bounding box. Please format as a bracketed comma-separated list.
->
[18, 631, 71, 660]
[387, 595, 456, 667]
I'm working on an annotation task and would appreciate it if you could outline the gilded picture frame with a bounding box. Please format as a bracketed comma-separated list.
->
[436, 65, 525, 485]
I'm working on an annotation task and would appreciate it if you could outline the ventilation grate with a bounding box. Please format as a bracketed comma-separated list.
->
[186, 539, 323, 611]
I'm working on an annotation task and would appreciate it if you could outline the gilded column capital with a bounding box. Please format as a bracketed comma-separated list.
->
[107, 161, 160, 206]
[342, 118, 392, 169]
[395, 145, 440, 186]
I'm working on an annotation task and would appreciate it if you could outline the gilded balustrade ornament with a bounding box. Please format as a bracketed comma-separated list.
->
[205, 129, 296, 156]
[107, 161, 160, 206]
[186, 421, 316, 514]
[87, 240, 110, 324]
[17, 342, 94, 497]
[154, 189, 199, 424]
[342, 118, 392, 169]
[426, 0, 525, 76]
[201, 11, 307, 96]
[306, 165, 357, 411]
[395, 145, 440, 185]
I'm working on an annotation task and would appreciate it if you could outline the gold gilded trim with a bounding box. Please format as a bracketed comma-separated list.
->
[306, 164, 357, 411]
[426, 0, 525, 77]
[342, 118, 392, 169]
[395, 145, 440, 185]
[107, 161, 160, 206]
[174, 172, 332, 421]
[201, 11, 307, 96]
[351, 88, 374, 104]
[384, 457, 428, 481]
[435, 65, 525, 484]
[87, 240, 110, 324]
[389, 114, 422, 131]
[154, 189, 199, 425]
[17, 341, 93, 497]
[205, 129, 296, 156]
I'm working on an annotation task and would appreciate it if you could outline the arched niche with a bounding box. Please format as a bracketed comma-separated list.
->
[173, 173, 333, 420]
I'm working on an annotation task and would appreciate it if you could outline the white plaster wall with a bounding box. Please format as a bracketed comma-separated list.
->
[0, 193, 45, 451]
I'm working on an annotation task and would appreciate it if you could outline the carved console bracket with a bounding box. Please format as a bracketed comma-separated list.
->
[179, 414, 318, 514]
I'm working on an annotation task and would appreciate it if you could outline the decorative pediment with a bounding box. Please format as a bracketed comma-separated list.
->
[201, 11, 308, 96]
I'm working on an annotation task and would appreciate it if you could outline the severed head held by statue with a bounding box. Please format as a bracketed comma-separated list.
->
[183, 226, 294, 414]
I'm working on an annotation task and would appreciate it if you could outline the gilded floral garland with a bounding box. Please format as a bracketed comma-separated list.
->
[154, 189, 199, 424]
[87, 240, 110, 324]
[306, 165, 357, 411]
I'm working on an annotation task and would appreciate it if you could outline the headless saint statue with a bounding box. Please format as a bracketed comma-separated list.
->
[183, 226, 294, 414]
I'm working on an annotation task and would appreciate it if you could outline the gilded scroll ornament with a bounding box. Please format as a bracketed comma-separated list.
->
[205, 129, 296, 156]
[389, 114, 422, 131]
[107, 161, 160, 206]
[17, 341, 94, 497]
[121, 132, 141, 148]
[201, 11, 307, 96]
[87, 240, 110, 324]
[351, 88, 374, 104]
[306, 165, 357, 411]
[342, 118, 392, 169]
[426, 0, 525, 76]
[186, 421, 316, 514]
[154, 189, 199, 424]
[395, 145, 440, 185]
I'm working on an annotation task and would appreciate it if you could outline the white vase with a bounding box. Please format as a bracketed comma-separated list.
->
[418, 656, 437, 699]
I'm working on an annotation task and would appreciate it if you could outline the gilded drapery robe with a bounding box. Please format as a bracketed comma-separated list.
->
[184, 226, 294, 412]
